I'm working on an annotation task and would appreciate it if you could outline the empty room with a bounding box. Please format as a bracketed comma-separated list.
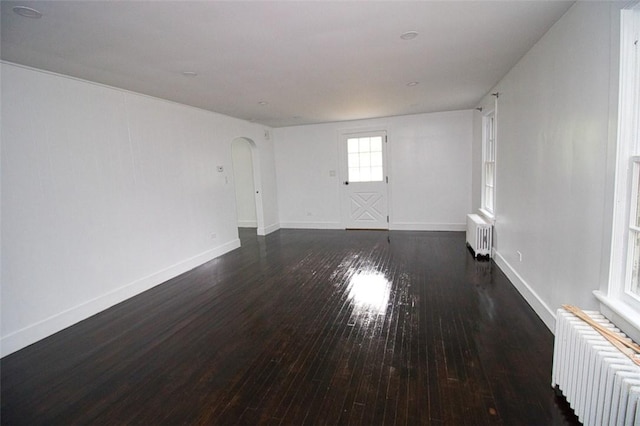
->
[2, 1, 639, 425]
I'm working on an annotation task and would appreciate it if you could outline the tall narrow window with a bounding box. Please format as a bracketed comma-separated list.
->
[597, 4, 640, 341]
[628, 158, 640, 298]
[482, 111, 496, 216]
[614, 6, 640, 309]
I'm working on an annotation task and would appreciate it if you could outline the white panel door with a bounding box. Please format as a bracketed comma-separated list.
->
[340, 131, 388, 229]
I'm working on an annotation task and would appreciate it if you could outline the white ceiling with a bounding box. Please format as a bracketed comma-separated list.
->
[1, 1, 574, 128]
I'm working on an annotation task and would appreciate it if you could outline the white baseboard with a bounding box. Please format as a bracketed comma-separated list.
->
[278, 222, 466, 232]
[0, 239, 241, 357]
[390, 222, 466, 231]
[493, 250, 556, 333]
[257, 222, 280, 236]
[279, 221, 343, 230]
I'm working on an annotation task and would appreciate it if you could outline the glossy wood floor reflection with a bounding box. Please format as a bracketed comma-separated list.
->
[2, 229, 580, 425]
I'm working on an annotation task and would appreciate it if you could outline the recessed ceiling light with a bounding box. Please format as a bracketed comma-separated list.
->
[400, 31, 418, 40]
[13, 6, 43, 19]
[407, 81, 419, 87]
[181, 71, 197, 77]
[258, 101, 268, 106]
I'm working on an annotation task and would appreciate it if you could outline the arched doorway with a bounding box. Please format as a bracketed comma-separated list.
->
[231, 137, 265, 234]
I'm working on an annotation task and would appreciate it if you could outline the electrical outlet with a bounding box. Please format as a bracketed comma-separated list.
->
[211, 233, 217, 240]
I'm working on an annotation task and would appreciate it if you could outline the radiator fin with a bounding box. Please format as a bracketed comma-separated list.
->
[552, 308, 640, 425]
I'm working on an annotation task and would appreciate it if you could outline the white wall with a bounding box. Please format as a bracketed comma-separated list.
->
[472, 2, 622, 331]
[0, 62, 280, 356]
[231, 138, 258, 228]
[274, 111, 473, 231]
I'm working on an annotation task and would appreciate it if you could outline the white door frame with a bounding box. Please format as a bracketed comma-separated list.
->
[231, 137, 266, 235]
[339, 129, 389, 230]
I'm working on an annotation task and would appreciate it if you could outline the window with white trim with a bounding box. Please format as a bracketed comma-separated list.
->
[481, 110, 496, 216]
[598, 4, 640, 339]
[612, 6, 640, 305]
[628, 158, 640, 299]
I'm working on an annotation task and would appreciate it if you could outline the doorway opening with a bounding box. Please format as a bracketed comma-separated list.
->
[231, 137, 264, 235]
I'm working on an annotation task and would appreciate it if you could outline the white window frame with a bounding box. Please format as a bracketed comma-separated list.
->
[480, 107, 497, 220]
[346, 134, 386, 183]
[596, 4, 640, 342]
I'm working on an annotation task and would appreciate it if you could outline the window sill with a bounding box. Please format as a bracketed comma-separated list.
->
[593, 290, 640, 343]
[478, 208, 495, 225]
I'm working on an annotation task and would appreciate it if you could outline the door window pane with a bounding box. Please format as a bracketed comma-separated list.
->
[360, 168, 371, 182]
[348, 138, 360, 153]
[371, 166, 383, 181]
[371, 152, 383, 167]
[360, 152, 371, 168]
[359, 138, 370, 152]
[347, 135, 385, 182]
[370, 137, 382, 152]
[348, 153, 360, 168]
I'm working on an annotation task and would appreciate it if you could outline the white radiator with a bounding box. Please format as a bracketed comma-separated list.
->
[552, 308, 640, 426]
[466, 213, 492, 258]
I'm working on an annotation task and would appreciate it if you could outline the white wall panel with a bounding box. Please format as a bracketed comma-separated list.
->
[0, 63, 279, 356]
[472, 2, 622, 330]
[274, 110, 473, 231]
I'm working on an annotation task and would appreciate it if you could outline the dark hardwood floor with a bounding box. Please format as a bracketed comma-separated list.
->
[1, 229, 580, 425]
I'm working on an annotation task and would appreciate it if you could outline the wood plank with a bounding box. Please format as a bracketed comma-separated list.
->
[1, 229, 580, 425]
